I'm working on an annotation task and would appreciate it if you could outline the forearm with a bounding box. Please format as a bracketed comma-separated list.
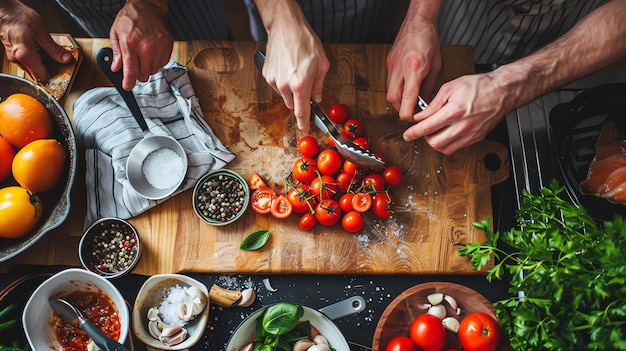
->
[126, 0, 168, 13]
[495, 0, 626, 108]
[406, 0, 444, 24]
[253, 0, 306, 33]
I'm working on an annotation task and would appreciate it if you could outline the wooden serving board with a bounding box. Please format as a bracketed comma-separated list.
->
[0, 40, 509, 275]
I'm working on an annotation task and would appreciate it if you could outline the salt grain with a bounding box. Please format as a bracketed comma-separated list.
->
[159, 285, 190, 326]
[142, 148, 185, 190]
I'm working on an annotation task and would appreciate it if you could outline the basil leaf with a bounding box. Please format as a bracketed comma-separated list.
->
[240, 230, 271, 250]
[261, 302, 304, 335]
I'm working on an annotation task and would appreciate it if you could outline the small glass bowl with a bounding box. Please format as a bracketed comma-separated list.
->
[79, 217, 141, 279]
[192, 169, 250, 225]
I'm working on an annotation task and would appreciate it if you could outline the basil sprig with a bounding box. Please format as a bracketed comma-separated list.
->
[254, 302, 311, 351]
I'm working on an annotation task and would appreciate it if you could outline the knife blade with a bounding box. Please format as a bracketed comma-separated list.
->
[49, 298, 130, 351]
[253, 50, 384, 167]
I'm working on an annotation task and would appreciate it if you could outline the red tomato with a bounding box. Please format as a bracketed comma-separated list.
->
[352, 137, 370, 150]
[363, 173, 385, 193]
[342, 160, 362, 178]
[409, 314, 446, 351]
[351, 192, 372, 213]
[250, 187, 276, 214]
[341, 210, 364, 233]
[385, 336, 417, 351]
[339, 193, 354, 213]
[317, 149, 342, 176]
[458, 312, 501, 351]
[382, 166, 403, 188]
[314, 199, 341, 226]
[287, 185, 314, 214]
[298, 213, 317, 231]
[0, 137, 15, 182]
[372, 193, 395, 218]
[328, 103, 350, 124]
[369, 152, 388, 174]
[292, 157, 317, 183]
[270, 195, 293, 219]
[335, 171, 355, 193]
[310, 175, 337, 200]
[343, 118, 363, 138]
[297, 135, 319, 158]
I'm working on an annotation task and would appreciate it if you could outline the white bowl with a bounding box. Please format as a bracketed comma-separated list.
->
[22, 268, 130, 350]
[132, 274, 210, 350]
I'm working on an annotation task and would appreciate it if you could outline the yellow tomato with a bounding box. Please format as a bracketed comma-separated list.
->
[0, 93, 53, 148]
[12, 139, 66, 192]
[0, 186, 43, 239]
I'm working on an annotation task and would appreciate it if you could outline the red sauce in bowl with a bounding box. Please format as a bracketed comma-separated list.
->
[53, 290, 121, 351]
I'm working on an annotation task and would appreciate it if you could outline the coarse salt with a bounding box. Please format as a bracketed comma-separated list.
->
[142, 148, 185, 190]
[159, 285, 190, 326]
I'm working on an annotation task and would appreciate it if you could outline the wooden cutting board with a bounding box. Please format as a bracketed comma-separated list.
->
[0, 40, 509, 275]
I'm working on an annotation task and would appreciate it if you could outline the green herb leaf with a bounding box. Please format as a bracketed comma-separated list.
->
[240, 230, 271, 250]
[261, 302, 304, 335]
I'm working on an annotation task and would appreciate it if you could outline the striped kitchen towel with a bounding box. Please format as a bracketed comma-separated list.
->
[73, 61, 236, 227]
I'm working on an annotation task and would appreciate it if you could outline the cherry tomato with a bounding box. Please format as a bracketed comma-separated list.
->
[352, 137, 370, 150]
[310, 175, 337, 200]
[314, 199, 341, 226]
[343, 118, 363, 138]
[250, 187, 276, 214]
[287, 185, 314, 214]
[385, 336, 417, 351]
[298, 213, 317, 231]
[339, 193, 354, 213]
[270, 195, 293, 219]
[382, 166, 403, 188]
[0, 186, 43, 238]
[0, 137, 15, 182]
[458, 312, 501, 351]
[0, 93, 53, 148]
[342, 160, 362, 178]
[317, 149, 342, 176]
[341, 210, 364, 233]
[12, 139, 66, 192]
[351, 192, 372, 213]
[335, 171, 355, 193]
[369, 152, 388, 174]
[328, 103, 350, 124]
[363, 173, 385, 193]
[297, 135, 319, 158]
[372, 193, 395, 218]
[409, 314, 446, 351]
[292, 157, 317, 183]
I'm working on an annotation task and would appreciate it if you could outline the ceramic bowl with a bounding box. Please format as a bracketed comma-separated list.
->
[79, 217, 141, 279]
[0, 74, 77, 262]
[126, 135, 188, 200]
[22, 268, 130, 350]
[193, 169, 249, 225]
[132, 274, 210, 350]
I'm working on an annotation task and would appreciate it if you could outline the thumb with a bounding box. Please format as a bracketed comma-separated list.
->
[38, 36, 73, 64]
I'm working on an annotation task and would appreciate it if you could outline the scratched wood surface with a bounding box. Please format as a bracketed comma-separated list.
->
[0, 40, 509, 275]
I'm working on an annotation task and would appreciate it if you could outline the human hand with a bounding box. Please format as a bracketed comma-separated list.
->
[0, 0, 74, 82]
[386, 2, 442, 121]
[402, 72, 517, 155]
[109, 0, 173, 90]
[257, 0, 329, 133]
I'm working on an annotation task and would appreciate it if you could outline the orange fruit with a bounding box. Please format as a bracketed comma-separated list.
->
[0, 137, 15, 182]
[0, 93, 53, 148]
[12, 139, 66, 192]
[0, 186, 43, 238]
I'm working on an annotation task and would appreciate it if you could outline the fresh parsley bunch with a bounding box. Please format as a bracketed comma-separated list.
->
[460, 180, 626, 351]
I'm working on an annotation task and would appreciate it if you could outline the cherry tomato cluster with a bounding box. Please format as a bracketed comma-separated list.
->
[385, 311, 501, 351]
[250, 103, 404, 233]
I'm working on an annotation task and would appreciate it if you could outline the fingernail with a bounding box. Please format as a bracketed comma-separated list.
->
[62, 52, 72, 62]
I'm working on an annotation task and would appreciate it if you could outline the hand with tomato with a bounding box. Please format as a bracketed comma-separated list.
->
[254, 0, 329, 133]
[0, 0, 75, 82]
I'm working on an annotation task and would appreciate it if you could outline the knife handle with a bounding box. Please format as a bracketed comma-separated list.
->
[81, 319, 130, 351]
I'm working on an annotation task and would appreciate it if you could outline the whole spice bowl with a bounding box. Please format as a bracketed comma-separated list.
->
[126, 135, 188, 200]
[79, 217, 141, 279]
[192, 169, 249, 225]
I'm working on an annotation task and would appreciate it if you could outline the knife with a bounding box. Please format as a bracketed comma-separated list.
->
[49, 298, 130, 351]
[253, 50, 385, 167]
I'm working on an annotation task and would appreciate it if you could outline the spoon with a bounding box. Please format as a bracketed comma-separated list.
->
[49, 298, 130, 351]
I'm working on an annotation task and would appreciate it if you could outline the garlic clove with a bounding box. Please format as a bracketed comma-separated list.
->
[148, 320, 162, 339]
[442, 317, 460, 333]
[235, 287, 256, 307]
[239, 342, 255, 351]
[444, 294, 458, 311]
[312, 335, 329, 346]
[177, 300, 194, 322]
[263, 278, 278, 292]
[293, 339, 315, 351]
[159, 328, 188, 346]
[427, 304, 447, 320]
[426, 293, 444, 305]
[307, 344, 331, 351]
[160, 325, 183, 338]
